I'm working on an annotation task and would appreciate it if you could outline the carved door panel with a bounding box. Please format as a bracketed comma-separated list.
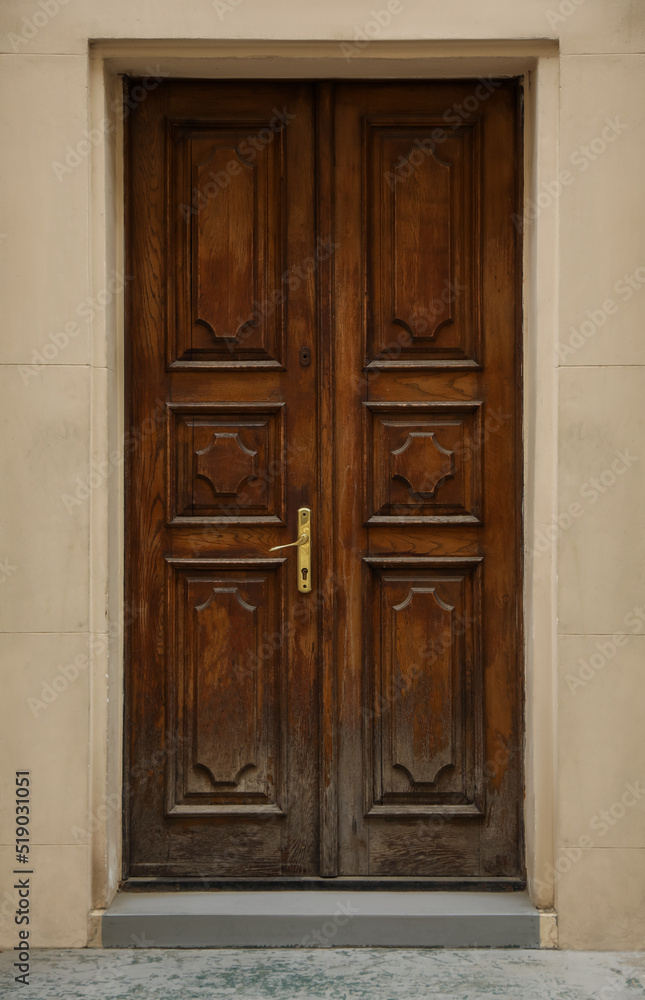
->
[332, 82, 522, 878]
[125, 82, 321, 878]
[125, 80, 522, 883]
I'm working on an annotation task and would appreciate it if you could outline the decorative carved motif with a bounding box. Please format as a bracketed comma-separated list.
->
[365, 118, 482, 369]
[165, 558, 285, 816]
[193, 586, 258, 788]
[391, 431, 455, 500]
[363, 557, 485, 817]
[193, 146, 256, 344]
[391, 148, 452, 342]
[391, 586, 455, 786]
[169, 123, 285, 368]
[167, 403, 285, 525]
[195, 432, 258, 497]
[363, 401, 483, 524]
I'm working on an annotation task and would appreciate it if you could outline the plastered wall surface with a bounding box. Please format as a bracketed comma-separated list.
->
[0, 0, 643, 951]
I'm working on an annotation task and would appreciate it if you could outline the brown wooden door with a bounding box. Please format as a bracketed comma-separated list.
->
[125, 79, 523, 885]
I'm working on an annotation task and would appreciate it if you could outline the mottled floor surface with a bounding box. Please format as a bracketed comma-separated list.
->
[2, 948, 645, 999]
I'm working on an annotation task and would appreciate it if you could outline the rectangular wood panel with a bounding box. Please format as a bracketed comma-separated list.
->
[363, 557, 484, 817]
[365, 116, 482, 370]
[165, 558, 285, 816]
[168, 117, 287, 368]
[167, 402, 286, 525]
[363, 401, 483, 524]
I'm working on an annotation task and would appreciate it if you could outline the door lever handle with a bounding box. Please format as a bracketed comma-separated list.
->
[269, 507, 311, 593]
[269, 534, 307, 552]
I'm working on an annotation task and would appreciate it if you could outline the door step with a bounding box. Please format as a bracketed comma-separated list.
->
[101, 890, 541, 948]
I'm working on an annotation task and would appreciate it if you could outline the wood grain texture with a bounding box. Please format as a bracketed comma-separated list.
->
[365, 113, 482, 370]
[169, 118, 286, 368]
[125, 81, 319, 878]
[363, 557, 484, 817]
[316, 82, 339, 877]
[333, 81, 523, 878]
[165, 558, 285, 816]
[167, 402, 286, 525]
[125, 79, 523, 883]
[364, 401, 483, 524]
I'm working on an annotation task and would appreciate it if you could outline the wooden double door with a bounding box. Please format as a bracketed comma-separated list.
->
[125, 79, 523, 884]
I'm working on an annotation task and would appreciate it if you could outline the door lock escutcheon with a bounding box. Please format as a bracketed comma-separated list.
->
[269, 507, 312, 593]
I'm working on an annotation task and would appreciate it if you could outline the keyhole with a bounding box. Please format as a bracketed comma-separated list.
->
[301, 567, 308, 586]
[299, 346, 312, 367]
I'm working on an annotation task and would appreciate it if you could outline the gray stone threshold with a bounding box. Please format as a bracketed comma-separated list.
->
[101, 890, 542, 948]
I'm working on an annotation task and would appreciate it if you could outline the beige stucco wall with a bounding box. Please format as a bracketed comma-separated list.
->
[0, 0, 643, 952]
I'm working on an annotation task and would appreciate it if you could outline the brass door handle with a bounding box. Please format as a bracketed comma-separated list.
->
[270, 535, 307, 551]
[269, 507, 311, 593]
